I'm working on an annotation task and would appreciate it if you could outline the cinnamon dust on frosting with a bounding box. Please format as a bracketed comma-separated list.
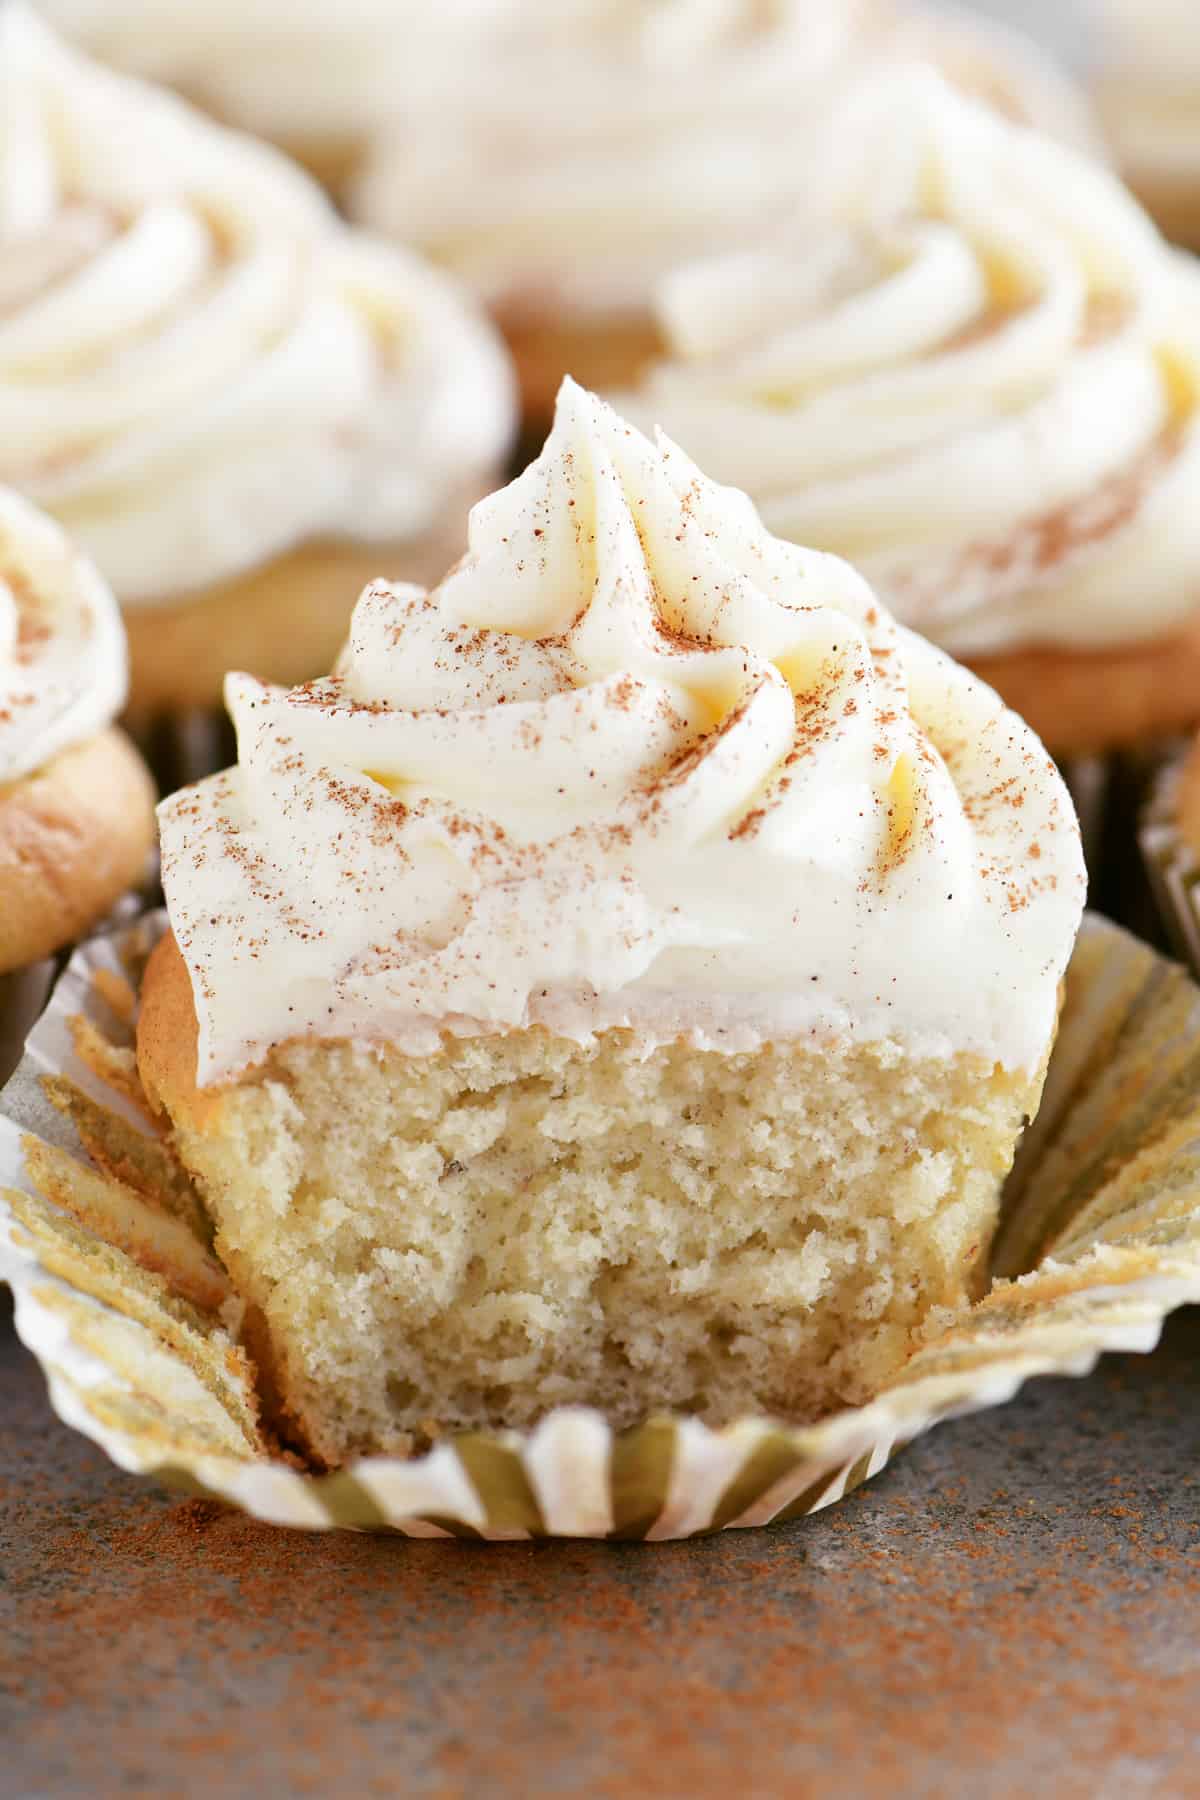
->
[159, 384, 1084, 1086]
[623, 71, 1200, 656]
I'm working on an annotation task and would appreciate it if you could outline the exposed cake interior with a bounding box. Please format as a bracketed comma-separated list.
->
[140, 936, 1043, 1464]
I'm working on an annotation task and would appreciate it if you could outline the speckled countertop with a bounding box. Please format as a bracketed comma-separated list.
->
[4, 1302, 1199, 1798]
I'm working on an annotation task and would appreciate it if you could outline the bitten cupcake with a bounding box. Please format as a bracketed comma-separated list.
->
[622, 72, 1200, 759]
[136, 382, 1085, 1467]
[1096, 0, 1200, 250]
[0, 487, 156, 1079]
[0, 7, 516, 725]
[352, 1, 1098, 432]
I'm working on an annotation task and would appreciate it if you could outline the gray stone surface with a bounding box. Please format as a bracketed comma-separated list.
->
[3, 1305, 1199, 1798]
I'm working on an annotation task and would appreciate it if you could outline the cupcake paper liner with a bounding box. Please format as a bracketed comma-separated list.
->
[2, 912, 1200, 1540]
[1061, 745, 1180, 950]
[1141, 753, 1200, 975]
[133, 708, 238, 795]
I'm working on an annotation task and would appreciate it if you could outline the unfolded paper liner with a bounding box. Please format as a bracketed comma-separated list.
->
[1141, 753, 1200, 977]
[2, 912, 1200, 1541]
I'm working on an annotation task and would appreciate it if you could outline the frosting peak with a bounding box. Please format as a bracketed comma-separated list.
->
[0, 7, 514, 605]
[161, 383, 1084, 1086]
[625, 71, 1200, 655]
[0, 486, 127, 782]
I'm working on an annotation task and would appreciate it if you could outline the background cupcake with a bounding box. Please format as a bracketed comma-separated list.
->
[36, 0, 496, 194]
[894, 3, 1100, 147]
[1095, 0, 1200, 250]
[0, 8, 515, 734]
[0, 486, 155, 1082]
[621, 71, 1200, 764]
[351, 0, 1099, 431]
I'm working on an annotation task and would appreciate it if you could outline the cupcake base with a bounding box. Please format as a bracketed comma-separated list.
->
[136, 931, 1043, 1465]
[967, 610, 1200, 759]
[4, 911, 1200, 1536]
[0, 728, 157, 975]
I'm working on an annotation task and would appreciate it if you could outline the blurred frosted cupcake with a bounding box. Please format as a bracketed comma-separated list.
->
[36, 0, 493, 193]
[1096, 0, 1200, 250]
[0, 8, 516, 726]
[352, 1, 1097, 430]
[0, 488, 155, 1081]
[622, 72, 1200, 759]
[895, 4, 1100, 148]
[136, 381, 1084, 1464]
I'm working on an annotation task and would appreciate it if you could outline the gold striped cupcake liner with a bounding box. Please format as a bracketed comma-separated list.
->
[3, 911, 1200, 1540]
[1141, 754, 1200, 975]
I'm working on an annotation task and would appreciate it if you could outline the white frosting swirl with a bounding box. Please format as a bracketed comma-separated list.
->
[894, 5, 1099, 149]
[39, 0, 498, 153]
[352, 0, 1095, 321]
[624, 73, 1200, 655]
[0, 486, 127, 783]
[355, 0, 871, 319]
[160, 382, 1084, 1087]
[1098, 0, 1200, 185]
[0, 8, 515, 606]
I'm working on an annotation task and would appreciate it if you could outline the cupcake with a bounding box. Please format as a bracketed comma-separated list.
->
[35, 0, 492, 194]
[621, 71, 1200, 761]
[351, 1, 1098, 432]
[1096, 0, 1200, 250]
[0, 486, 156, 1081]
[135, 381, 1085, 1467]
[893, 4, 1100, 150]
[0, 7, 516, 729]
